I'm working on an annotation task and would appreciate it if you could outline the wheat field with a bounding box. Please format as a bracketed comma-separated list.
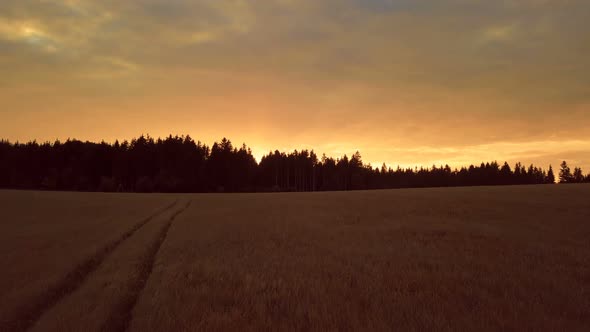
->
[1, 185, 589, 331]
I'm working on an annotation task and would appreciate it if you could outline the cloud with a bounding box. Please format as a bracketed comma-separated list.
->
[480, 24, 517, 43]
[0, 18, 59, 53]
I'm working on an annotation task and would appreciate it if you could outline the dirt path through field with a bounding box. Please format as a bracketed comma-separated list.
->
[1, 200, 179, 332]
[102, 200, 192, 332]
[27, 200, 192, 332]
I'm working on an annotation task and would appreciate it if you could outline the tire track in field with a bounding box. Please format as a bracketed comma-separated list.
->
[1, 200, 179, 332]
[101, 200, 192, 332]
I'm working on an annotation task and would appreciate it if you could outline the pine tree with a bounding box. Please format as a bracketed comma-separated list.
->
[546, 165, 555, 184]
[573, 167, 584, 183]
[559, 161, 573, 183]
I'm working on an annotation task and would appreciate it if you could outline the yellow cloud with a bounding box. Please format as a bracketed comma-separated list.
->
[0, 20, 40, 41]
[188, 31, 217, 44]
[0, 19, 60, 54]
[481, 24, 517, 43]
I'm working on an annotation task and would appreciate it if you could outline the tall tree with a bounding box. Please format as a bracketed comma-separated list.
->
[573, 167, 584, 183]
[559, 161, 574, 183]
[546, 165, 556, 184]
[500, 162, 512, 185]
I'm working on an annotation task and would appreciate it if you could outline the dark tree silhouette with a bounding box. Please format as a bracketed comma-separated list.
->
[546, 165, 556, 184]
[0, 135, 583, 193]
[559, 161, 574, 184]
[573, 167, 584, 183]
[500, 162, 512, 185]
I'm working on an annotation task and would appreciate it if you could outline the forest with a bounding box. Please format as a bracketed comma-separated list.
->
[0, 135, 588, 193]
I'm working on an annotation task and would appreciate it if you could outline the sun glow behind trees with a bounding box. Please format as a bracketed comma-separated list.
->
[1, 135, 586, 193]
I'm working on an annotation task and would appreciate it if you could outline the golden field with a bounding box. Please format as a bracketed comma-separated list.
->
[1, 185, 589, 331]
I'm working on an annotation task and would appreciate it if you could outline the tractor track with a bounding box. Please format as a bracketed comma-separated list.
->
[101, 200, 192, 332]
[1, 200, 179, 332]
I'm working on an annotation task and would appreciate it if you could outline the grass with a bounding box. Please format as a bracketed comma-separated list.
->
[1, 185, 590, 331]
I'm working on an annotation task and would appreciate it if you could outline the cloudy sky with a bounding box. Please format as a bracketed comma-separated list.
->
[1, 0, 589, 170]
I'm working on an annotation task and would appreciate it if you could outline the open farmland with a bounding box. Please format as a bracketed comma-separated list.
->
[1, 185, 589, 331]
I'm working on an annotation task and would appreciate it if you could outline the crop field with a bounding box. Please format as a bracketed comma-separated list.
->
[0, 185, 589, 331]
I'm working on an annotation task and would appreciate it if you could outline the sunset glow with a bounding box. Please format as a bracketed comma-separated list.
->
[1, 0, 589, 170]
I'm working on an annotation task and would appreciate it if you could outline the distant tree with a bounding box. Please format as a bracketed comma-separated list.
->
[207, 138, 233, 191]
[499, 162, 512, 184]
[350, 151, 363, 168]
[573, 167, 584, 183]
[526, 164, 536, 184]
[514, 162, 529, 184]
[559, 161, 574, 183]
[546, 165, 556, 184]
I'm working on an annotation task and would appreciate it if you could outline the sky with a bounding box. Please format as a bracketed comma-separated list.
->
[1, 0, 589, 170]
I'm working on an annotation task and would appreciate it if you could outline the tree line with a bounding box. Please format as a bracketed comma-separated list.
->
[0, 135, 588, 193]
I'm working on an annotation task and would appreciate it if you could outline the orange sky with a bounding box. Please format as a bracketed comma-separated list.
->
[1, 0, 589, 171]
